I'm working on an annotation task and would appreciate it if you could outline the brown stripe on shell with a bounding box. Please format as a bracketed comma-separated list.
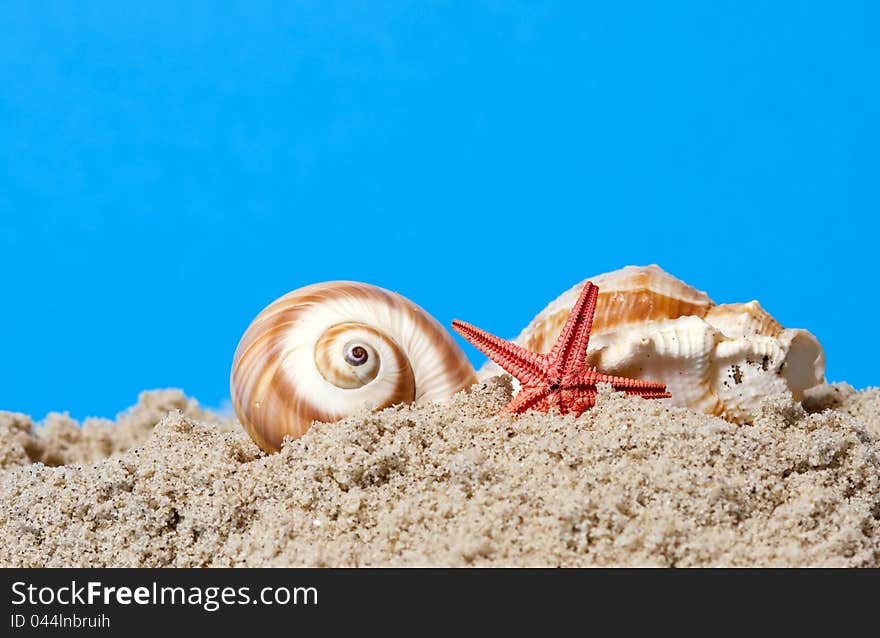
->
[231, 301, 336, 452]
[315, 322, 380, 388]
[592, 288, 711, 331]
[517, 266, 713, 354]
[704, 301, 783, 338]
[308, 281, 477, 399]
[314, 321, 416, 397]
[402, 296, 479, 399]
[305, 281, 476, 398]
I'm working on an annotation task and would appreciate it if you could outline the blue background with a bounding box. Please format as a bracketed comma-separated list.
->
[1, 2, 877, 420]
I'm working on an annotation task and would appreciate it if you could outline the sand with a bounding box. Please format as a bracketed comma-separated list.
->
[1, 379, 878, 567]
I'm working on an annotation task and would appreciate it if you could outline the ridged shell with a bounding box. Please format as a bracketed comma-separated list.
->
[232, 281, 477, 452]
[481, 265, 825, 424]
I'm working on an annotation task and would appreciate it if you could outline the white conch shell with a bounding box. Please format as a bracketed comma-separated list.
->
[481, 265, 826, 424]
[231, 281, 477, 452]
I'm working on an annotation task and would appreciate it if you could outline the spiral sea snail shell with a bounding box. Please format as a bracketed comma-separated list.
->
[482, 265, 826, 424]
[231, 281, 477, 452]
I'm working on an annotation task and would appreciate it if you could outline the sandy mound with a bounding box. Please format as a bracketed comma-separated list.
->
[1, 381, 878, 567]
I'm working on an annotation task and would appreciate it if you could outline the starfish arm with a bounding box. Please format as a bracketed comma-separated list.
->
[623, 389, 672, 399]
[502, 385, 551, 414]
[558, 387, 597, 414]
[547, 281, 599, 375]
[452, 319, 548, 385]
[576, 370, 671, 397]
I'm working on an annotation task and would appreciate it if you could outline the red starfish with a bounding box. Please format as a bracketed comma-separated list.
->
[452, 282, 671, 415]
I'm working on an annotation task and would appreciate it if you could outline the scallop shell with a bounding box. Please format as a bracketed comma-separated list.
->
[481, 265, 826, 424]
[231, 281, 477, 452]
